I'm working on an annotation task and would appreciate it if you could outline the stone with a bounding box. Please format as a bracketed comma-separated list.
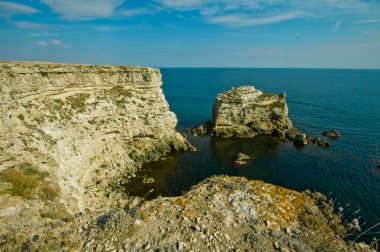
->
[188, 121, 212, 136]
[176, 241, 186, 250]
[322, 130, 341, 138]
[142, 177, 155, 184]
[142, 243, 150, 250]
[235, 152, 250, 165]
[294, 134, 308, 145]
[310, 138, 330, 147]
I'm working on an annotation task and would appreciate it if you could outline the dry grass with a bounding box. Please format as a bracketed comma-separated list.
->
[0, 163, 59, 200]
[66, 93, 90, 112]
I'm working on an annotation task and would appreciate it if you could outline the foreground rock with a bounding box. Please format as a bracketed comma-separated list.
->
[323, 130, 341, 138]
[0, 176, 374, 251]
[0, 61, 193, 215]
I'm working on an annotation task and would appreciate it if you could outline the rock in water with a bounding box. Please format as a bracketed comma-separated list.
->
[235, 152, 250, 165]
[322, 130, 341, 138]
[310, 138, 330, 147]
[294, 134, 308, 146]
[187, 121, 212, 136]
[212, 86, 293, 138]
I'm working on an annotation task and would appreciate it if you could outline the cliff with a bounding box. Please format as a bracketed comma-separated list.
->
[0, 61, 192, 213]
[0, 63, 371, 251]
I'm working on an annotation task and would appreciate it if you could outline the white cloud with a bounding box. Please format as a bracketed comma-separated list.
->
[354, 19, 380, 24]
[35, 41, 47, 46]
[13, 21, 49, 29]
[40, 0, 124, 20]
[51, 39, 70, 48]
[207, 11, 303, 27]
[120, 8, 152, 17]
[34, 40, 70, 48]
[0, 1, 39, 18]
[295, 32, 301, 37]
[154, 0, 380, 27]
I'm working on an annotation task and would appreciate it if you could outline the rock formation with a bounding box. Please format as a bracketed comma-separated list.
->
[190, 86, 331, 147]
[0, 62, 370, 251]
[0, 61, 193, 213]
[212, 86, 293, 138]
[1, 176, 374, 251]
[323, 130, 341, 138]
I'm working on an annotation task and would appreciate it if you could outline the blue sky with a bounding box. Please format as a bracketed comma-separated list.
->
[0, 0, 380, 68]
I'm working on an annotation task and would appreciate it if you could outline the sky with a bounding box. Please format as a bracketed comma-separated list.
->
[0, 0, 380, 68]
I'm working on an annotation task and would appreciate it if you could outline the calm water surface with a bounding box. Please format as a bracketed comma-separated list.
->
[125, 68, 380, 239]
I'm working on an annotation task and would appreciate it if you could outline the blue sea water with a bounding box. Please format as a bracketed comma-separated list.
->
[125, 68, 380, 240]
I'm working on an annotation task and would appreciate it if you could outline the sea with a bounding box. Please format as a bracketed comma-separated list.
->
[124, 68, 380, 241]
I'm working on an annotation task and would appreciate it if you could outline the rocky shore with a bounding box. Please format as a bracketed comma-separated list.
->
[0, 62, 373, 251]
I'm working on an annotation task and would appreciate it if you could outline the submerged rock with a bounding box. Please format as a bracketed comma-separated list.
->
[322, 130, 341, 138]
[235, 152, 250, 165]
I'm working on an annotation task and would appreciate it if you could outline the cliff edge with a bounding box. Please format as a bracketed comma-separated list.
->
[0, 61, 192, 213]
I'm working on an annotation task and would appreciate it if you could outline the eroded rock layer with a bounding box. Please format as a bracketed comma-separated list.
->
[0, 61, 192, 212]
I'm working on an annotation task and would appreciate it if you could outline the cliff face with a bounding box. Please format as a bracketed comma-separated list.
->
[212, 86, 293, 138]
[0, 61, 192, 212]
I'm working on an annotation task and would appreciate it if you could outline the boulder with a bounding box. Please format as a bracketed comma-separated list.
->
[294, 134, 308, 146]
[322, 130, 341, 138]
[310, 138, 330, 147]
[235, 152, 250, 165]
[187, 121, 212, 136]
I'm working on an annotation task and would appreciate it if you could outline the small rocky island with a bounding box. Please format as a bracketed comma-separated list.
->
[0, 62, 372, 251]
[190, 86, 330, 147]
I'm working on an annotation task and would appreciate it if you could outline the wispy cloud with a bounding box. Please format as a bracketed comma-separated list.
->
[206, 11, 303, 27]
[332, 20, 341, 31]
[35, 41, 47, 46]
[354, 19, 380, 24]
[35, 40, 70, 48]
[154, 0, 380, 28]
[13, 21, 50, 29]
[120, 8, 153, 17]
[40, 0, 124, 20]
[0, 1, 39, 18]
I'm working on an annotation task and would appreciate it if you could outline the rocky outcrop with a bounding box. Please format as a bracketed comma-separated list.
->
[212, 86, 293, 138]
[190, 86, 331, 147]
[0, 176, 374, 251]
[0, 61, 193, 213]
[188, 86, 297, 139]
[323, 130, 341, 138]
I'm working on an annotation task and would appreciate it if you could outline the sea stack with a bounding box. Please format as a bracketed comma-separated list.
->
[212, 86, 293, 138]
